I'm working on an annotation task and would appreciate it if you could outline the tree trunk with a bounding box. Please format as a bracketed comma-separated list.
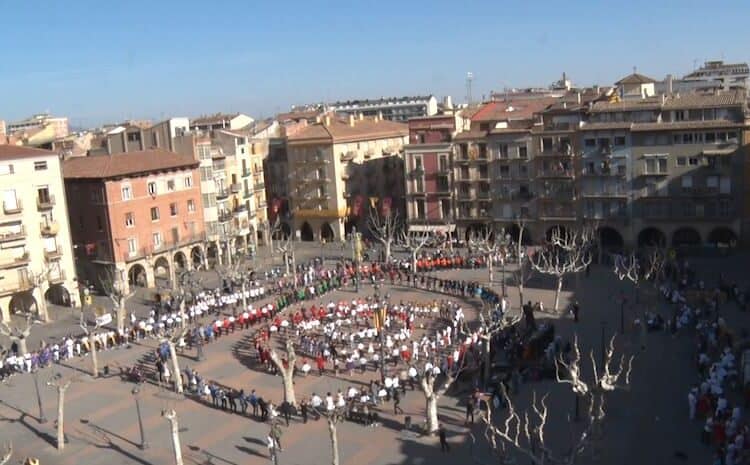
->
[553, 276, 563, 313]
[37, 291, 49, 322]
[328, 419, 339, 465]
[384, 240, 392, 263]
[412, 252, 417, 276]
[283, 252, 290, 275]
[281, 368, 297, 406]
[16, 338, 28, 357]
[116, 301, 126, 334]
[89, 334, 98, 378]
[421, 375, 439, 434]
[517, 281, 525, 311]
[56, 386, 66, 451]
[483, 336, 492, 387]
[241, 280, 247, 308]
[165, 411, 184, 465]
[488, 255, 494, 283]
[168, 341, 183, 394]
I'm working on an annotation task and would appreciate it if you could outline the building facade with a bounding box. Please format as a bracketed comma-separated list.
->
[285, 113, 408, 241]
[330, 96, 438, 122]
[0, 146, 79, 321]
[63, 150, 205, 294]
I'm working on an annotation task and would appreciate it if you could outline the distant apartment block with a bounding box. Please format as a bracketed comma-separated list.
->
[0, 145, 78, 322]
[330, 95, 438, 122]
[190, 113, 254, 132]
[63, 150, 205, 293]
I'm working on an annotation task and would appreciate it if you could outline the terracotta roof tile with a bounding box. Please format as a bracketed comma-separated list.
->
[63, 149, 198, 179]
[0, 144, 55, 160]
[471, 97, 558, 122]
[287, 117, 407, 143]
[615, 73, 657, 85]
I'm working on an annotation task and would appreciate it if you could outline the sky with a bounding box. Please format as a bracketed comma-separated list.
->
[1, 0, 749, 128]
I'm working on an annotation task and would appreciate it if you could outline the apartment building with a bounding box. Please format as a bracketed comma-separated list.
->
[190, 113, 254, 132]
[404, 115, 458, 236]
[285, 113, 408, 241]
[330, 96, 438, 122]
[89, 118, 190, 156]
[63, 150, 205, 293]
[7, 113, 69, 140]
[0, 146, 78, 321]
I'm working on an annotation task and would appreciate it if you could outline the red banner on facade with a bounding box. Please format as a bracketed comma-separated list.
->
[352, 195, 364, 217]
[271, 198, 282, 214]
[381, 197, 392, 216]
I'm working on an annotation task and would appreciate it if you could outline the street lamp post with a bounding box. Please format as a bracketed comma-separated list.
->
[131, 386, 148, 450]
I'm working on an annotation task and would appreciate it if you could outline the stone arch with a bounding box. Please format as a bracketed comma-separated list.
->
[153, 256, 170, 278]
[707, 227, 738, 247]
[300, 222, 314, 242]
[128, 263, 148, 288]
[190, 246, 204, 269]
[321, 223, 335, 242]
[506, 224, 532, 246]
[206, 242, 219, 265]
[672, 227, 701, 247]
[637, 227, 667, 248]
[545, 225, 567, 242]
[344, 219, 357, 237]
[173, 251, 187, 270]
[9, 291, 37, 316]
[597, 226, 624, 251]
[44, 284, 70, 306]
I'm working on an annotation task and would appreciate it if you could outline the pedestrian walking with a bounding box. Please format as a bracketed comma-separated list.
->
[465, 394, 475, 425]
[438, 424, 450, 452]
[393, 389, 403, 415]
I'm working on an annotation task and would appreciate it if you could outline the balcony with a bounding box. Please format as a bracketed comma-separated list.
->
[0, 252, 30, 269]
[537, 168, 574, 179]
[457, 192, 473, 200]
[435, 183, 451, 194]
[215, 189, 229, 200]
[48, 269, 66, 284]
[0, 226, 26, 242]
[476, 191, 492, 200]
[0, 274, 33, 296]
[242, 168, 252, 177]
[218, 211, 233, 223]
[229, 183, 241, 194]
[496, 191, 534, 201]
[44, 248, 63, 261]
[40, 221, 59, 236]
[37, 194, 55, 210]
[243, 190, 252, 199]
[2, 200, 22, 215]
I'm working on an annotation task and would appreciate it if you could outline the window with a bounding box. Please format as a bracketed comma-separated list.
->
[719, 199, 731, 217]
[147, 182, 157, 195]
[121, 186, 132, 200]
[707, 176, 719, 190]
[681, 175, 693, 189]
[187, 199, 196, 213]
[705, 132, 716, 143]
[584, 138, 596, 148]
[170, 202, 178, 216]
[152, 232, 162, 248]
[542, 137, 553, 151]
[720, 177, 731, 194]
[413, 155, 423, 171]
[728, 131, 738, 141]
[688, 157, 699, 166]
[497, 144, 509, 159]
[415, 177, 424, 192]
[416, 199, 426, 219]
[167, 179, 176, 192]
[674, 110, 686, 121]
[199, 166, 213, 181]
[127, 132, 141, 142]
[659, 158, 667, 173]
[614, 136, 626, 146]
[682, 133, 694, 144]
[440, 199, 451, 218]
[518, 146, 528, 159]
[184, 176, 193, 188]
[150, 207, 160, 221]
[34, 161, 48, 171]
[127, 238, 137, 255]
[676, 157, 686, 166]
[499, 165, 510, 177]
[201, 193, 216, 208]
[125, 212, 134, 227]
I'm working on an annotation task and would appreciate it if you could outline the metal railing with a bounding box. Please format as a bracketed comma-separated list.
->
[37, 194, 56, 210]
[0, 226, 26, 242]
[2, 200, 22, 215]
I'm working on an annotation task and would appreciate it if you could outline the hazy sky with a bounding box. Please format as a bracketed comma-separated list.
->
[1, 0, 748, 127]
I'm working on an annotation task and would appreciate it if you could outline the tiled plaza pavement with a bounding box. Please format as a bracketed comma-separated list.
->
[2, 254, 749, 464]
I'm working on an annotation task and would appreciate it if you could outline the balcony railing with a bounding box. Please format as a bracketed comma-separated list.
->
[537, 168, 574, 178]
[0, 273, 33, 296]
[215, 189, 229, 200]
[254, 181, 265, 191]
[40, 221, 59, 236]
[44, 248, 63, 261]
[242, 168, 252, 177]
[243, 190, 252, 199]
[0, 252, 30, 269]
[48, 269, 66, 284]
[229, 183, 241, 194]
[0, 226, 26, 242]
[124, 233, 207, 261]
[496, 191, 534, 201]
[2, 200, 22, 215]
[37, 194, 55, 210]
[218, 211, 233, 223]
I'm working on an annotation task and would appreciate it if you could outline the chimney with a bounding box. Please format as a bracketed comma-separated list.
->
[358, 112, 364, 121]
[348, 114, 355, 127]
[576, 92, 581, 104]
[324, 114, 331, 126]
[666, 74, 674, 95]
[376, 111, 383, 122]
[315, 114, 322, 124]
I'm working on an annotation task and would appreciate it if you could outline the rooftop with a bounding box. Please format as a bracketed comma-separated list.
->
[615, 72, 657, 85]
[63, 149, 198, 180]
[330, 95, 434, 107]
[591, 90, 746, 112]
[191, 113, 240, 126]
[287, 116, 407, 143]
[471, 97, 559, 122]
[0, 144, 55, 161]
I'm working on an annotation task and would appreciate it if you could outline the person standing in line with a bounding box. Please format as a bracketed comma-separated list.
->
[393, 389, 403, 415]
[438, 424, 450, 452]
[465, 393, 475, 425]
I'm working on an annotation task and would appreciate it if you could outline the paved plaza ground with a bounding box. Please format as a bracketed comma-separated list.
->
[1, 245, 748, 465]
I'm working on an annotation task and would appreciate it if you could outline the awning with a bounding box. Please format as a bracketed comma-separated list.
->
[408, 224, 456, 233]
[703, 147, 737, 156]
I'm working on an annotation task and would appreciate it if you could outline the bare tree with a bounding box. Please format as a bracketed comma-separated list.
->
[320, 406, 347, 465]
[530, 228, 593, 313]
[613, 248, 665, 304]
[99, 268, 135, 334]
[271, 218, 297, 282]
[399, 230, 433, 275]
[0, 441, 11, 465]
[367, 207, 401, 263]
[512, 218, 533, 306]
[28, 266, 51, 322]
[268, 338, 297, 406]
[79, 309, 103, 378]
[47, 374, 79, 452]
[482, 335, 633, 464]
[163, 328, 190, 394]
[162, 409, 184, 465]
[0, 315, 38, 356]
[421, 364, 463, 434]
[215, 252, 251, 308]
[468, 226, 502, 283]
